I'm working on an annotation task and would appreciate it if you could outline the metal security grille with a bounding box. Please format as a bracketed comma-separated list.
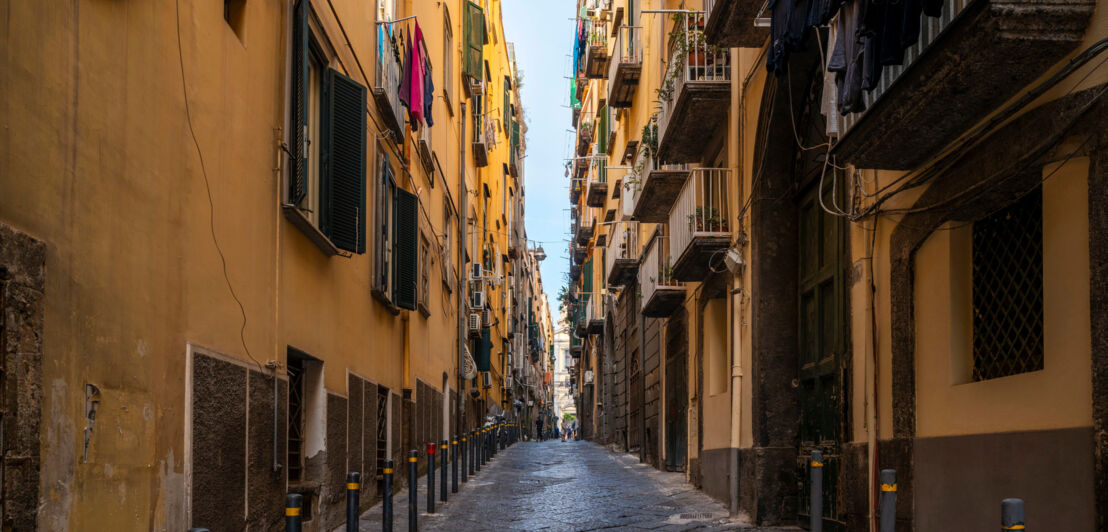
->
[972, 188, 1044, 381]
[287, 357, 306, 482]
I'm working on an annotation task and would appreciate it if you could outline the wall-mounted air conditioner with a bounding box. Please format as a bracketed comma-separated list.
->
[481, 371, 492, 389]
[482, 308, 492, 325]
[470, 289, 485, 309]
[468, 313, 482, 334]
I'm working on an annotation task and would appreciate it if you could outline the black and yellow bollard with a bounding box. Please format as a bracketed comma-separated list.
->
[427, 442, 436, 514]
[408, 451, 418, 532]
[286, 493, 303, 532]
[346, 472, 360, 532]
[1002, 498, 1025, 531]
[382, 460, 394, 532]
[440, 440, 448, 502]
[475, 430, 483, 471]
[879, 469, 896, 532]
[810, 450, 823, 532]
[451, 437, 459, 492]
[461, 434, 468, 482]
[187, 529, 210, 532]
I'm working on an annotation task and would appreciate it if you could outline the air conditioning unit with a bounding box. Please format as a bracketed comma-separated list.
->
[470, 289, 485, 309]
[468, 313, 482, 334]
[481, 371, 492, 389]
[471, 263, 483, 279]
[505, 374, 513, 387]
[482, 308, 492, 325]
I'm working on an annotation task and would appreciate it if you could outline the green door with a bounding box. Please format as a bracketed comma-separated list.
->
[797, 182, 846, 531]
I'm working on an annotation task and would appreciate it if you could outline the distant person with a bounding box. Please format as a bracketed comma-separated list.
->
[536, 418, 544, 441]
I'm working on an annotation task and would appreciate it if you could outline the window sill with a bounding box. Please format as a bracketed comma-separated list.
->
[282, 205, 340, 257]
[371, 288, 402, 315]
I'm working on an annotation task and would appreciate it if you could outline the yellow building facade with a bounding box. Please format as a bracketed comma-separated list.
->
[569, 0, 1108, 529]
[0, 0, 545, 529]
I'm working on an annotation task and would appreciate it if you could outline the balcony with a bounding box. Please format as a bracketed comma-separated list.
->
[631, 155, 690, 223]
[703, 0, 769, 48]
[574, 207, 596, 245]
[509, 118, 522, 178]
[417, 122, 433, 173]
[372, 26, 405, 138]
[639, 233, 685, 318]
[574, 295, 590, 336]
[606, 221, 639, 287]
[571, 242, 588, 265]
[584, 18, 611, 79]
[669, 168, 731, 281]
[608, 25, 643, 108]
[657, 14, 731, 164]
[585, 156, 609, 208]
[576, 110, 595, 156]
[472, 110, 495, 168]
[831, 0, 1093, 169]
[570, 178, 583, 204]
[585, 293, 605, 335]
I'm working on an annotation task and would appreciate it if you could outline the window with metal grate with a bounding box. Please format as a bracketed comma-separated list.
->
[971, 187, 1044, 381]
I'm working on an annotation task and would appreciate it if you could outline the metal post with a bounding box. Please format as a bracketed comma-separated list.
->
[187, 529, 210, 532]
[408, 451, 418, 532]
[452, 436, 459, 492]
[440, 440, 448, 502]
[879, 469, 896, 532]
[1002, 498, 1025, 531]
[476, 429, 483, 470]
[346, 472, 360, 532]
[810, 450, 823, 532]
[427, 443, 436, 514]
[383, 460, 394, 532]
[286, 493, 303, 532]
[461, 435, 469, 482]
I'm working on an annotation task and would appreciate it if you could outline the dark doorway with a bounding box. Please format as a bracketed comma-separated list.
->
[665, 308, 688, 472]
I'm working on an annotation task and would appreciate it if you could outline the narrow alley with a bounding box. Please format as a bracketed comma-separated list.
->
[352, 440, 794, 531]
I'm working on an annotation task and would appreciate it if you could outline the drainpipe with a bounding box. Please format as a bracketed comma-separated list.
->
[639, 295, 647, 463]
[729, 285, 743, 516]
[459, 102, 468, 430]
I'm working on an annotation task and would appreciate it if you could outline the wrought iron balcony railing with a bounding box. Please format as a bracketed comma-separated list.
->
[640, 233, 684, 317]
[606, 221, 640, 287]
[657, 12, 731, 164]
[669, 168, 731, 281]
[372, 25, 406, 137]
[607, 25, 642, 107]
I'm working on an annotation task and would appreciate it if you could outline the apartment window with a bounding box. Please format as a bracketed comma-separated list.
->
[443, 197, 455, 291]
[286, 348, 323, 484]
[287, 1, 368, 255]
[971, 188, 1044, 381]
[372, 146, 420, 310]
[443, 9, 454, 107]
[418, 232, 432, 317]
[224, 0, 246, 41]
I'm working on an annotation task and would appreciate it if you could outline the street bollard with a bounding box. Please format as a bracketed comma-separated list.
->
[476, 430, 483, 470]
[286, 493, 303, 532]
[346, 472, 360, 532]
[879, 469, 896, 532]
[1002, 498, 1025, 531]
[382, 460, 394, 532]
[187, 529, 210, 532]
[470, 431, 477, 474]
[452, 437, 459, 492]
[461, 435, 468, 482]
[810, 450, 823, 532]
[408, 451, 418, 532]
[427, 443, 436, 514]
[440, 440, 448, 502]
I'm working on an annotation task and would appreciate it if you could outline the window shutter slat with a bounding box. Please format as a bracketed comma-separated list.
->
[464, 2, 484, 81]
[392, 188, 419, 310]
[322, 68, 367, 253]
[476, 328, 492, 371]
[289, 0, 309, 204]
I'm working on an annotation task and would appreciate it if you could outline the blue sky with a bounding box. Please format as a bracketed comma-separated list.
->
[503, 0, 576, 318]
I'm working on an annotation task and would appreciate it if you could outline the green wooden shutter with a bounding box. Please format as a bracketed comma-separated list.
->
[503, 83, 510, 137]
[321, 68, 367, 253]
[464, 2, 484, 81]
[476, 328, 492, 371]
[583, 257, 593, 294]
[289, 0, 309, 204]
[392, 187, 419, 310]
[598, 105, 609, 155]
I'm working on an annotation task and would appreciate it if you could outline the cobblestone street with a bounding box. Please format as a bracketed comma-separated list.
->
[353, 440, 798, 531]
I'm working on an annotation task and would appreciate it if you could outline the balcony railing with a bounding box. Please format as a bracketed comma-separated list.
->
[584, 18, 611, 78]
[585, 155, 609, 208]
[575, 206, 596, 244]
[631, 153, 690, 223]
[830, 0, 1093, 169]
[657, 13, 731, 164]
[585, 292, 605, 334]
[608, 25, 642, 108]
[640, 233, 685, 317]
[472, 110, 496, 167]
[669, 168, 731, 281]
[576, 110, 596, 156]
[372, 25, 406, 137]
[606, 221, 639, 287]
[703, 0, 769, 47]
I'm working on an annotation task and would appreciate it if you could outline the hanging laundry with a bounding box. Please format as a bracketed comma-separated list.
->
[409, 21, 426, 128]
[423, 46, 435, 128]
[399, 27, 412, 110]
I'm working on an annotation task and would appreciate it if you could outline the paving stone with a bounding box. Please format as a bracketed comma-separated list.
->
[345, 440, 800, 531]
